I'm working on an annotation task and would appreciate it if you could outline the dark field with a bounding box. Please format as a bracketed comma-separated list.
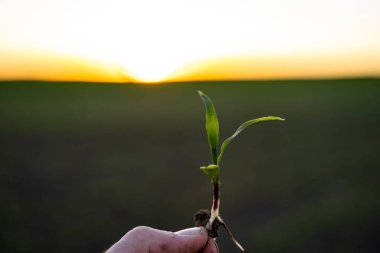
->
[1, 79, 379, 252]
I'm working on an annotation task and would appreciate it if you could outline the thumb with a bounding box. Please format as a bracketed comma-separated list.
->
[105, 226, 219, 253]
[174, 227, 218, 253]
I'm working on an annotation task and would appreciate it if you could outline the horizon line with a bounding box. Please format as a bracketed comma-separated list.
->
[1, 76, 379, 85]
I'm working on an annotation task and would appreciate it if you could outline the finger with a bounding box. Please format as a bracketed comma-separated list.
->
[127, 227, 208, 253]
[201, 238, 219, 253]
[175, 227, 208, 236]
[106, 226, 216, 253]
[162, 227, 209, 253]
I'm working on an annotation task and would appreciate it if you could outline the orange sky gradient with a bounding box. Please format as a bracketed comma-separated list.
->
[1, 50, 379, 83]
[1, 0, 379, 83]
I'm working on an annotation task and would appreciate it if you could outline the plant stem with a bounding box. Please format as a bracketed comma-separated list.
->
[212, 148, 218, 165]
[212, 182, 220, 215]
[206, 179, 245, 251]
[206, 181, 220, 230]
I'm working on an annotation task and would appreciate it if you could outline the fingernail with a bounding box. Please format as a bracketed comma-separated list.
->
[175, 227, 207, 236]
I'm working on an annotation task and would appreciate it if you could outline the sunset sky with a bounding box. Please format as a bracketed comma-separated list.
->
[0, 0, 379, 82]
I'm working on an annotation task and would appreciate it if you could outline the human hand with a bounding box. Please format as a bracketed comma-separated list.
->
[105, 226, 218, 253]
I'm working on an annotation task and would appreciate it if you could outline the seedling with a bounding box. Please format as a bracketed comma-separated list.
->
[195, 91, 284, 251]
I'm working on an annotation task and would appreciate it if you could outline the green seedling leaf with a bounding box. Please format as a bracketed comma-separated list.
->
[198, 91, 220, 164]
[217, 116, 285, 165]
[200, 164, 220, 184]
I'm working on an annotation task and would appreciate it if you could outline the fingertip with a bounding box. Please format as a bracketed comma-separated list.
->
[173, 227, 210, 252]
[175, 227, 208, 236]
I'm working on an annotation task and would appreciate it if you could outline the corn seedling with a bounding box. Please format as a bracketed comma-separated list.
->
[195, 91, 284, 251]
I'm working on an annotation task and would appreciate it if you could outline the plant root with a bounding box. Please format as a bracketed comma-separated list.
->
[194, 209, 244, 251]
[194, 209, 222, 238]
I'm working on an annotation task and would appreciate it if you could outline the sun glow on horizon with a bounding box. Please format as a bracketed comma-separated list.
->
[1, 0, 380, 82]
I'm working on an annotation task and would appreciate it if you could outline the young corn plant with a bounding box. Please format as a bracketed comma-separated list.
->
[195, 91, 284, 251]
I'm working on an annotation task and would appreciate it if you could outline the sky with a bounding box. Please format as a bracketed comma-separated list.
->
[0, 0, 379, 82]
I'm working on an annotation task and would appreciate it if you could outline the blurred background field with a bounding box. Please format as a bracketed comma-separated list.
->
[0, 79, 379, 252]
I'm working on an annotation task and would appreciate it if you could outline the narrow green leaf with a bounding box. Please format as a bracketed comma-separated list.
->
[198, 91, 219, 164]
[217, 116, 285, 165]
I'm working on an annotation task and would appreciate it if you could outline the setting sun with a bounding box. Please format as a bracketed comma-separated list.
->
[0, 0, 379, 82]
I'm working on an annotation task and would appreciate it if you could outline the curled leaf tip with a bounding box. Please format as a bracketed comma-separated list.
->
[200, 164, 220, 183]
[261, 116, 285, 121]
